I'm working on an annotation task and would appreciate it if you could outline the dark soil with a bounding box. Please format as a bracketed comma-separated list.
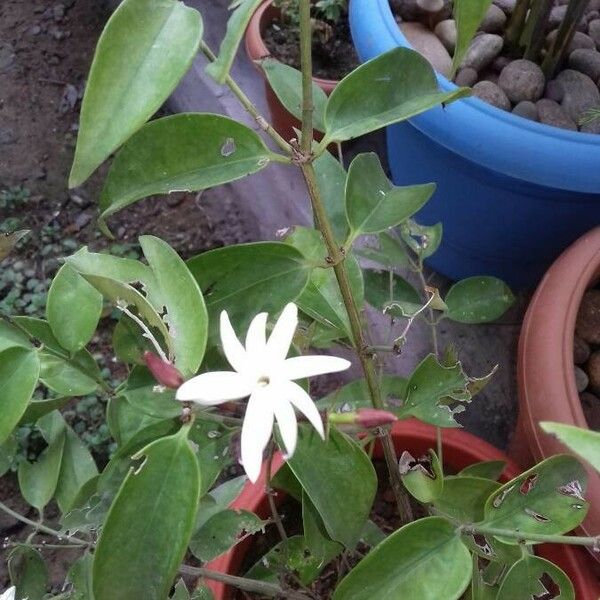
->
[264, 16, 360, 81]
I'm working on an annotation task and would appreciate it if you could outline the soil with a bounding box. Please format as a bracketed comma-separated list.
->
[264, 14, 360, 81]
[0, 0, 251, 592]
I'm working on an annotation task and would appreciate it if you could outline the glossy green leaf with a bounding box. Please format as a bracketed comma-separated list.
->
[261, 58, 328, 131]
[324, 47, 469, 143]
[39, 351, 98, 396]
[0, 230, 29, 262]
[194, 475, 247, 531]
[12, 316, 67, 352]
[0, 434, 17, 476]
[66, 553, 94, 600]
[459, 460, 506, 481]
[346, 153, 434, 238]
[285, 425, 376, 548]
[190, 509, 265, 562]
[0, 347, 40, 443]
[445, 277, 514, 324]
[93, 430, 200, 600]
[398, 354, 470, 427]
[187, 242, 310, 337]
[400, 219, 443, 259]
[19, 397, 71, 425]
[171, 580, 190, 600]
[192, 584, 215, 600]
[8, 546, 48, 600]
[140, 236, 207, 377]
[100, 114, 275, 221]
[121, 367, 180, 419]
[112, 316, 151, 365]
[0, 319, 31, 353]
[452, 0, 494, 77]
[333, 517, 472, 600]
[206, 0, 262, 83]
[357, 232, 410, 268]
[313, 148, 349, 242]
[400, 448, 444, 503]
[540, 422, 600, 472]
[433, 476, 500, 522]
[497, 555, 574, 600]
[47, 265, 102, 353]
[303, 489, 343, 562]
[470, 556, 500, 600]
[363, 268, 421, 315]
[483, 455, 589, 543]
[69, 0, 203, 186]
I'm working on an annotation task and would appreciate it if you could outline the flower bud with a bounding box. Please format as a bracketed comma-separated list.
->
[143, 352, 184, 389]
[355, 408, 397, 428]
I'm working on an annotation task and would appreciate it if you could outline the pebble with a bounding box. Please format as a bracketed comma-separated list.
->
[574, 335, 591, 364]
[416, 0, 444, 12]
[434, 19, 456, 53]
[569, 48, 600, 82]
[587, 351, 600, 394]
[512, 100, 538, 121]
[549, 5, 567, 29]
[547, 30, 596, 54]
[498, 59, 546, 103]
[493, 0, 516, 14]
[544, 79, 564, 102]
[400, 22, 452, 76]
[0, 129, 17, 145]
[575, 365, 590, 393]
[53, 3, 65, 20]
[29, 25, 41, 36]
[581, 391, 600, 429]
[481, 70, 499, 84]
[589, 19, 600, 49]
[491, 55, 511, 72]
[480, 4, 507, 33]
[462, 33, 504, 71]
[455, 67, 478, 87]
[472, 80, 511, 110]
[536, 98, 577, 130]
[556, 69, 600, 123]
[576, 289, 600, 344]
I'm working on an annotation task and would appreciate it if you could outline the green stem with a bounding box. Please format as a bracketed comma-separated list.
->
[522, 0, 553, 62]
[299, 0, 313, 153]
[266, 448, 288, 543]
[467, 524, 600, 548]
[505, 0, 531, 53]
[199, 41, 293, 154]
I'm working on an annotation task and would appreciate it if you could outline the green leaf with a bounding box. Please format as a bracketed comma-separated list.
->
[8, 546, 48, 600]
[285, 425, 376, 548]
[194, 475, 247, 531]
[399, 449, 444, 503]
[171, 580, 190, 600]
[206, 0, 263, 83]
[140, 236, 207, 377]
[398, 354, 470, 427]
[18, 427, 65, 511]
[187, 242, 310, 338]
[0, 347, 40, 443]
[47, 265, 103, 353]
[313, 148, 349, 243]
[100, 114, 275, 221]
[38, 351, 98, 396]
[357, 232, 409, 268]
[93, 430, 200, 600]
[433, 476, 500, 522]
[346, 153, 435, 239]
[459, 460, 506, 481]
[497, 555, 574, 600]
[483, 455, 589, 543]
[333, 517, 472, 600]
[363, 268, 421, 315]
[0, 319, 31, 353]
[67, 553, 94, 600]
[0, 434, 17, 476]
[69, 0, 203, 186]
[112, 316, 151, 365]
[303, 490, 343, 562]
[400, 219, 443, 259]
[19, 397, 71, 425]
[261, 58, 328, 132]
[190, 509, 265, 562]
[452, 0, 494, 77]
[445, 277, 514, 324]
[121, 367, 180, 419]
[540, 422, 600, 473]
[324, 47, 469, 143]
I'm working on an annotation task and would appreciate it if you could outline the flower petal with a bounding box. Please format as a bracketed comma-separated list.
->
[176, 371, 252, 405]
[241, 388, 274, 483]
[272, 393, 298, 458]
[281, 355, 351, 380]
[220, 310, 247, 373]
[245, 311, 268, 357]
[265, 303, 297, 362]
[0, 588, 15, 600]
[284, 381, 324, 438]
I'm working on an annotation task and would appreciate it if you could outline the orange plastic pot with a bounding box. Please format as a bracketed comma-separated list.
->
[244, 0, 337, 141]
[205, 419, 599, 599]
[512, 226, 600, 570]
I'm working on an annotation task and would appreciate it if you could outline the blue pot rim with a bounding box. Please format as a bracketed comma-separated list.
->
[350, 0, 600, 193]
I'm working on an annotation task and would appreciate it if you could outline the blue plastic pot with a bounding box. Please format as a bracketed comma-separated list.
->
[349, 0, 600, 288]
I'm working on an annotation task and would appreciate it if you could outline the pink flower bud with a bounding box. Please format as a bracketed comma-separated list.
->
[355, 408, 397, 428]
[143, 352, 184, 389]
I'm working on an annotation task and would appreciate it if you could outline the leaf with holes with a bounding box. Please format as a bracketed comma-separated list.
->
[483, 455, 588, 544]
[434, 476, 500, 523]
[69, 0, 203, 186]
[400, 219, 443, 259]
[399, 449, 444, 503]
[445, 277, 514, 324]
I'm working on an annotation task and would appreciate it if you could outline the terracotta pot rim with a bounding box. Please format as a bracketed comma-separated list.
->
[205, 419, 597, 599]
[244, 0, 339, 90]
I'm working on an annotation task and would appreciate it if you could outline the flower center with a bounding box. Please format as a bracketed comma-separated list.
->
[257, 375, 270, 387]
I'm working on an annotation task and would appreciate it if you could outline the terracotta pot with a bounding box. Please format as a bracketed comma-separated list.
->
[205, 419, 599, 599]
[244, 0, 337, 141]
[512, 226, 600, 565]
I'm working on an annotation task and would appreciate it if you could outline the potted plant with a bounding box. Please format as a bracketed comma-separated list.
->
[512, 226, 600, 564]
[1, 0, 598, 598]
[245, 0, 358, 140]
[349, 0, 600, 288]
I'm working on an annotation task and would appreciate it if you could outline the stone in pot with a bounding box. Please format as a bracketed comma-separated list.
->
[462, 33, 503, 71]
[576, 289, 600, 344]
[498, 59, 545, 103]
[472, 80, 511, 110]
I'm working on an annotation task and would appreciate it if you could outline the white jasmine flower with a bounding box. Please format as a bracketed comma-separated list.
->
[176, 303, 351, 482]
[0, 587, 15, 600]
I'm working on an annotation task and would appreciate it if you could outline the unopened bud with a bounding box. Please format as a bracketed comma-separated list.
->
[143, 352, 184, 389]
[355, 408, 397, 428]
